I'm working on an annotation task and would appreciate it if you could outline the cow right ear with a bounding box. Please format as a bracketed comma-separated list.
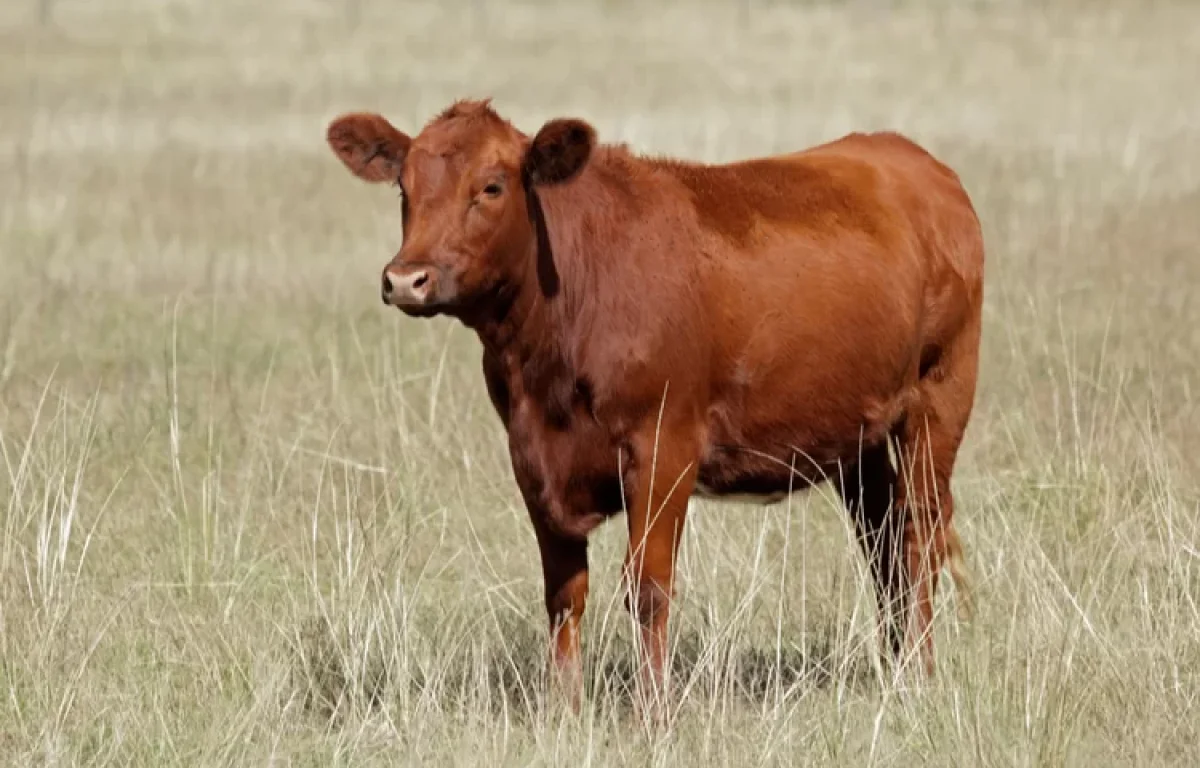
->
[524, 118, 596, 185]
[326, 112, 412, 184]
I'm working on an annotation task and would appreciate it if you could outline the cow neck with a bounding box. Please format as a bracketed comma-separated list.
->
[472, 188, 582, 394]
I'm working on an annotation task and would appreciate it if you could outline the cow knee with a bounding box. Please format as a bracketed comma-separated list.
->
[625, 577, 672, 625]
[545, 570, 589, 625]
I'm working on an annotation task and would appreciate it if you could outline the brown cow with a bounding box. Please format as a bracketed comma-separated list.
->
[325, 99, 982, 704]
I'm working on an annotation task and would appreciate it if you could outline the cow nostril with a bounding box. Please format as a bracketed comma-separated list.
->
[382, 273, 394, 295]
[411, 272, 429, 290]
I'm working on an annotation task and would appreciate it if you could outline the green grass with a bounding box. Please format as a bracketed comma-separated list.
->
[2, 0, 1198, 764]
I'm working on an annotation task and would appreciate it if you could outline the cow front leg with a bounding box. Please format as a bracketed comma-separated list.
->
[623, 424, 699, 716]
[529, 514, 589, 710]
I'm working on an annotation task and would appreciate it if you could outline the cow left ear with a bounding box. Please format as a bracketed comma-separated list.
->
[326, 112, 411, 184]
[524, 118, 596, 185]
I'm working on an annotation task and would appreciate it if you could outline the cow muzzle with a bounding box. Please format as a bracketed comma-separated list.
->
[381, 265, 437, 309]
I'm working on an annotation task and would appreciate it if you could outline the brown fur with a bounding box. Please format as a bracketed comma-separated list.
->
[325, 98, 984, 704]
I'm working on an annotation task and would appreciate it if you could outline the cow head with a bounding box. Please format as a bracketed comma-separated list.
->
[325, 99, 595, 320]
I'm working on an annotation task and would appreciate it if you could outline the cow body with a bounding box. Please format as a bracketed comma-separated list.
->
[485, 133, 981, 530]
[326, 100, 983, 707]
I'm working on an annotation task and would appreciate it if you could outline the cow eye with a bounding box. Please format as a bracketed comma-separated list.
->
[482, 182, 503, 198]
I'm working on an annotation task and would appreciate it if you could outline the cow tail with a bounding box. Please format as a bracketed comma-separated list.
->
[945, 522, 974, 622]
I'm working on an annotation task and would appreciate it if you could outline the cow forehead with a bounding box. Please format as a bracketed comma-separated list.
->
[405, 133, 524, 193]
[404, 149, 452, 195]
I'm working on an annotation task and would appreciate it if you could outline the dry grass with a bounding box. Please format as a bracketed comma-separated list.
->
[2, 0, 1199, 765]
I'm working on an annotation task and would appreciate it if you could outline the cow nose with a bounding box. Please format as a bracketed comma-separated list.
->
[382, 267, 432, 306]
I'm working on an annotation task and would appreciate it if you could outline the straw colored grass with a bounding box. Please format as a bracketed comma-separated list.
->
[2, 1, 1198, 764]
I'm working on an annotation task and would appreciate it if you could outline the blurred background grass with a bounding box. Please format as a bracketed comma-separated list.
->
[1, 1, 1198, 765]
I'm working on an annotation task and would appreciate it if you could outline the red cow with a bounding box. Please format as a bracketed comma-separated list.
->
[326, 99, 982, 703]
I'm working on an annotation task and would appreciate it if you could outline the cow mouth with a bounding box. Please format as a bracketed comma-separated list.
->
[396, 303, 443, 318]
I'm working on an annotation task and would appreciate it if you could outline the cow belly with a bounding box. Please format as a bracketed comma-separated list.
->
[694, 386, 907, 504]
[694, 443, 829, 504]
[693, 480, 789, 506]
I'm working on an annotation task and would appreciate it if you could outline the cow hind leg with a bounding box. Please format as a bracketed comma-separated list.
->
[892, 320, 981, 675]
[836, 443, 907, 660]
[838, 328, 979, 675]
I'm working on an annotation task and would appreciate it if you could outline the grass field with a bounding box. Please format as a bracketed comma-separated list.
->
[2, 0, 1199, 764]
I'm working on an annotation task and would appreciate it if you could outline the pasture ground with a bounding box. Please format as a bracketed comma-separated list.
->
[2, 0, 1199, 765]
